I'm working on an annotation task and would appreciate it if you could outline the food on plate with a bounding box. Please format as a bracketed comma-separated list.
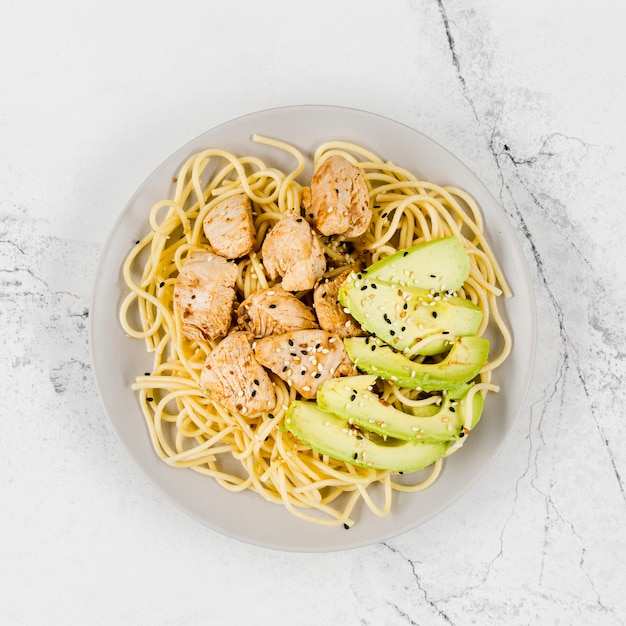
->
[253, 328, 356, 399]
[285, 401, 449, 473]
[261, 211, 326, 291]
[202, 193, 256, 259]
[313, 268, 366, 338]
[315, 375, 483, 444]
[200, 331, 275, 415]
[119, 135, 511, 527]
[308, 154, 371, 237]
[343, 335, 490, 392]
[172, 251, 238, 341]
[237, 285, 318, 337]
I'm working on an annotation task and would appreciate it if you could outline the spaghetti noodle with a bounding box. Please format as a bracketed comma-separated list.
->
[119, 135, 512, 527]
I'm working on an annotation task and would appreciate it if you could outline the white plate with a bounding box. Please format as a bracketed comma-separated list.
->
[90, 105, 536, 552]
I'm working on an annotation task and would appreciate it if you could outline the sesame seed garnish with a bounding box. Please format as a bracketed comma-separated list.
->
[269, 304, 277, 309]
[302, 385, 311, 392]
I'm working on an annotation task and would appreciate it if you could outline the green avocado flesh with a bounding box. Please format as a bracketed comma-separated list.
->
[317, 375, 483, 443]
[359, 236, 470, 292]
[343, 335, 489, 392]
[284, 401, 448, 472]
[338, 274, 483, 356]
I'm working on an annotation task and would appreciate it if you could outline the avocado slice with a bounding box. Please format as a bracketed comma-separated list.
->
[338, 274, 483, 356]
[317, 375, 484, 443]
[343, 335, 489, 392]
[284, 401, 448, 472]
[359, 236, 470, 292]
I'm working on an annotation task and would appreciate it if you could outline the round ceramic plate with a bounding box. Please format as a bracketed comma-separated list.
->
[90, 105, 536, 552]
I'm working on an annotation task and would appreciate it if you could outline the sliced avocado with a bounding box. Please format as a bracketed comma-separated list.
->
[284, 401, 448, 472]
[317, 375, 484, 443]
[343, 335, 489, 392]
[338, 274, 483, 355]
[359, 236, 470, 292]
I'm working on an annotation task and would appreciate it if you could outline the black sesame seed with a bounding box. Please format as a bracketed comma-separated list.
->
[450, 407, 455, 412]
[403, 251, 408, 257]
[403, 303, 408, 310]
[296, 218, 303, 222]
[432, 311, 438, 318]
[344, 523, 350, 529]
[314, 373, 321, 378]
[401, 326, 406, 332]
[144, 372, 150, 376]
[288, 339, 294, 346]
[371, 345, 376, 351]
[268, 413, 275, 419]
[357, 273, 362, 280]
[269, 304, 277, 309]
[360, 285, 368, 291]
[371, 283, 377, 289]
[251, 390, 257, 397]
[442, 331, 449, 335]
[146, 397, 153, 402]
[321, 292, 327, 298]
[459, 431, 465, 438]
[430, 274, 436, 278]
[282, 366, 288, 372]
[353, 453, 358, 460]
[191, 294, 196, 299]
[308, 213, 314, 218]
[253, 379, 260, 385]
[350, 394, 356, 401]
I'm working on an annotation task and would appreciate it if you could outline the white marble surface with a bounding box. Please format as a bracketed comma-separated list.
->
[2, 1, 625, 624]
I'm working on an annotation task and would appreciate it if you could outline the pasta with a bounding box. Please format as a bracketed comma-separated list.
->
[119, 135, 512, 527]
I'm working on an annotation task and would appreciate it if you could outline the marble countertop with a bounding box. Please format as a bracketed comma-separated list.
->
[2, 1, 624, 624]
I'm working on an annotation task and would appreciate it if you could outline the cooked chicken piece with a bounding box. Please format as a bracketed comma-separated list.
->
[254, 329, 357, 399]
[313, 270, 365, 338]
[238, 285, 318, 338]
[261, 213, 326, 291]
[202, 193, 256, 259]
[173, 251, 238, 342]
[200, 331, 276, 416]
[309, 155, 371, 238]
